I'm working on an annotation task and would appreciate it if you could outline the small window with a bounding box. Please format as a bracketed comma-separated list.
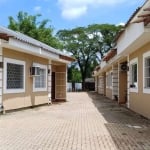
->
[129, 58, 138, 93]
[4, 58, 25, 93]
[143, 51, 150, 93]
[33, 63, 47, 92]
[131, 64, 137, 87]
[144, 56, 150, 88]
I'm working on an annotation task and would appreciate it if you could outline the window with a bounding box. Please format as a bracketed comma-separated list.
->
[144, 57, 150, 88]
[143, 51, 150, 93]
[129, 58, 138, 92]
[4, 58, 25, 93]
[106, 71, 112, 88]
[33, 63, 47, 92]
[131, 64, 137, 84]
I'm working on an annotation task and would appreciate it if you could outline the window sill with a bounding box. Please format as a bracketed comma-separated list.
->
[4, 89, 25, 94]
[143, 88, 150, 94]
[33, 88, 47, 92]
[130, 88, 138, 93]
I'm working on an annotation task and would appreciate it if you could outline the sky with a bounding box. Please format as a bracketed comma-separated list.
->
[0, 0, 146, 32]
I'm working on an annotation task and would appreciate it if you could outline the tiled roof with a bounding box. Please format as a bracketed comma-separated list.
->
[103, 49, 117, 62]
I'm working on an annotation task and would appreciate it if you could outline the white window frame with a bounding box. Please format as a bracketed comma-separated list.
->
[143, 51, 150, 94]
[33, 63, 47, 92]
[4, 58, 25, 94]
[129, 58, 138, 93]
[106, 71, 112, 89]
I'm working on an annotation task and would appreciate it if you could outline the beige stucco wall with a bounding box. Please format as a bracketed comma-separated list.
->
[3, 48, 49, 110]
[106, 88, 112, 99]
[106, 69, 112, 99]
[129, 42, 150, 119]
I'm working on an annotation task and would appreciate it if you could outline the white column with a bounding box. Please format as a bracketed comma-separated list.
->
[66, 64, 67, 100]
[127, 55, 130, 108]
[0, 47, 3, 108]
[118, 61, 120, 104]
[47, 60, 52, 100]
[112, 64, 119, 100]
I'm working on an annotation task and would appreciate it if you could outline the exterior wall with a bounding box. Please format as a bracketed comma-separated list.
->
[117, 23, 144, 55]
[95, 76, 98, 92]
[3, 48, 49, 110]
[129, 42, 150, 119]
[106, 88, 112, 99]
[98, 75, 105, 95]
[106, 69, 112, 99]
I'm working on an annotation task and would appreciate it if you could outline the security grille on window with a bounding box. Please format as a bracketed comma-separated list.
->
[144, 56, 150, 88]
[7, 63, 24, 89]
[35, 68, 46, 88]
[4, 58, 25, 93]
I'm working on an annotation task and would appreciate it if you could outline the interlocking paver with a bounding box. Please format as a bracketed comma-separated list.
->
[0, 92, 150, 150]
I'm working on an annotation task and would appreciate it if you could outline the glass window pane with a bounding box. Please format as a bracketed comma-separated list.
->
[35, 68, 46, 88]
[131, 63, 137, 86]
[144, 57, 150, 88]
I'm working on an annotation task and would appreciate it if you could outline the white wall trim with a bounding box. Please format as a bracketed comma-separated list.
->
[0, 47, 3, 106]
[3, 57, 25, 94]
[143, 51, 150, 94]
[129, 57, 138, 93]
[127, 56, 130, 108]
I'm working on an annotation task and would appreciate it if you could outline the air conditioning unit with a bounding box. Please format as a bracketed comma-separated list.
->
[30, 66, 40, 76]
[120, 63, 128, 71]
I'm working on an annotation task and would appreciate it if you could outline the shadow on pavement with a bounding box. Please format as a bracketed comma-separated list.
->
[87, 91, 150, 150]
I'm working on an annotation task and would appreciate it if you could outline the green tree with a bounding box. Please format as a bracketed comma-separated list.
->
[87, 24, 122, 59]
[68, 65, 82, 83]
[8, 11, 62, 49]
[57, 24, 122, 90]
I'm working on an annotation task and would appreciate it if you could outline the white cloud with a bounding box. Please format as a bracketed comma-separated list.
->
[34, 6, 41, 12]
[58, 0, 140, 20]
[62, 6, 87, 20]
[117, 22, 125, 26]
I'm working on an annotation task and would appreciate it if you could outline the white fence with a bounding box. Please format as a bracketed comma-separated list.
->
[67, 82, 82, 92]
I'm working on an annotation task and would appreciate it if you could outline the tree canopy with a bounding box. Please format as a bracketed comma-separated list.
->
[57, 24, 122, 89]
[7, 12, 122, 90]
[8, 11, 62, 49]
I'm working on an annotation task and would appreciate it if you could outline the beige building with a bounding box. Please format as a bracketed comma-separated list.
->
[93, 0, 150, 119]
[0, 26, 74, 112]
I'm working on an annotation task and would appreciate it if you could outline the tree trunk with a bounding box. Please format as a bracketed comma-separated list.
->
[82, 78, 86, 91]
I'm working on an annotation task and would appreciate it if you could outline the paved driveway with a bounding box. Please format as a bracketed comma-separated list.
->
[0, 92, 150, 150]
